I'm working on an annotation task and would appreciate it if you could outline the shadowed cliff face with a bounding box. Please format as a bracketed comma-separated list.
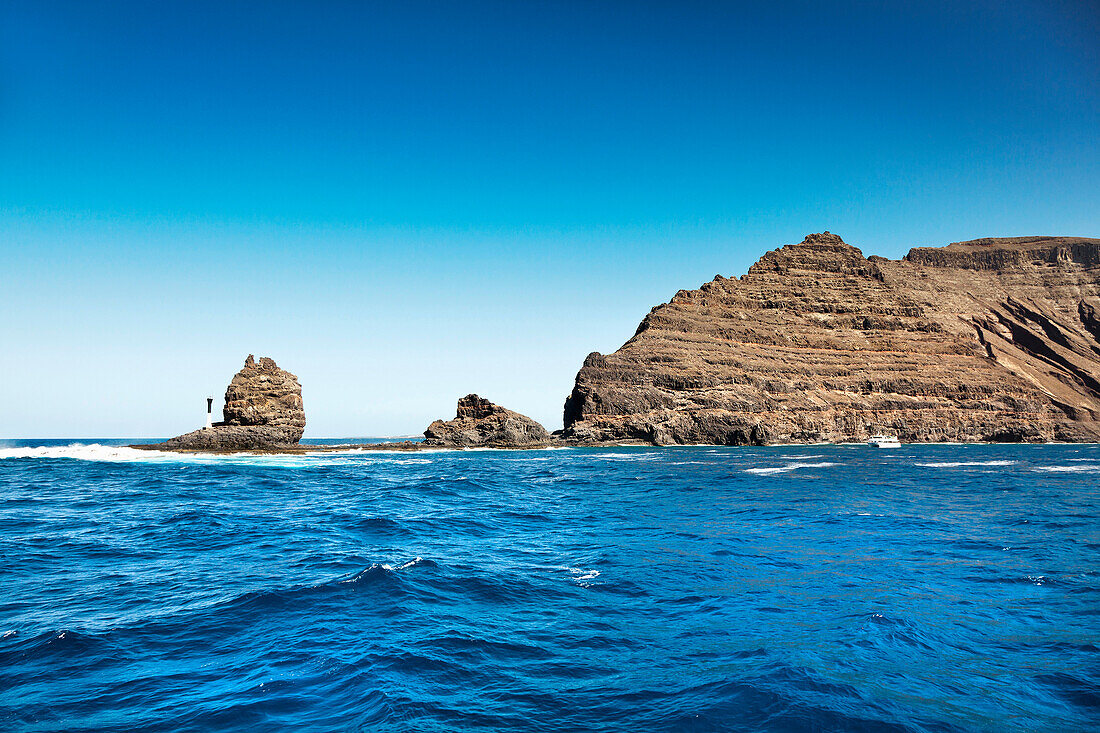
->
[563, 233, 1100, 444]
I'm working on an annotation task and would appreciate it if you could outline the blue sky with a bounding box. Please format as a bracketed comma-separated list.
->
[2, 0, 1098, 437]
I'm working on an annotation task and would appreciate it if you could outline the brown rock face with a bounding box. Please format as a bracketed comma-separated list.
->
[455, 394, 500, 420]
[424, 394, 550, 447]
[563, 233, 1100, 444]
[165, 355, 305, 450]
[221, 355, 306, 435]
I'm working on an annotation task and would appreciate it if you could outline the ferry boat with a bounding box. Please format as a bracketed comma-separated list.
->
[867, 434, 901, 448]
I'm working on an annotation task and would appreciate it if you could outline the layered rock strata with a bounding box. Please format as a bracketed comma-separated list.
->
[424, 394, 550, 447]
[563, 233, 1100, 444]
[164, 355, 306, 450]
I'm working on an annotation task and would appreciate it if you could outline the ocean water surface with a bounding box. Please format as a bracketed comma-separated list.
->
[1, 440, 1098, 731]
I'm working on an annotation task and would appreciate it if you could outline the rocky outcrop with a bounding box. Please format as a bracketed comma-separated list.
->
[424, 394, 550, 447]
[164, 424, 302, 451]
[164, 355, 305, 450]
[563, 233, 1100, 444]
[220, 355, 306, 434]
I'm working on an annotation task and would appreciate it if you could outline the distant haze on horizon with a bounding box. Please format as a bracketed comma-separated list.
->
[1, 0, 1098, 438]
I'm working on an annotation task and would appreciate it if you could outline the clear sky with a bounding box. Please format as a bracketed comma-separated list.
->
[2, 0, 1098, 438]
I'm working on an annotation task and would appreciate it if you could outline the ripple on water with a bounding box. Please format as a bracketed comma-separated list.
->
[0, 441, 1097, 731]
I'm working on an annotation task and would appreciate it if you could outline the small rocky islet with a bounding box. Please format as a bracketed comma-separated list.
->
[137, 232, 1100, 452]
[423, 394, 551, 447]
[158, 355, 306, 450]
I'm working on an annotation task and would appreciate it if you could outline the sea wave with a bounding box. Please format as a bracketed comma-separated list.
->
[187, 559, 435, 619]
[0, 443, 180, 462]
[0, 443, 447, 468]
[581, 452, 661, 461]
[1032, 464, 1100, 473]
[380, 557, 427, 572]
[744, 461, 838, 475]
[562, 566, 601, 583]
[914, 460, 1017, 468]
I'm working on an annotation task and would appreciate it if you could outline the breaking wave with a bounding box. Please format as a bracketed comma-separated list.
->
[744, 461, 838, 475]
[0, 443, 178, 462]
[0, 443, 442, 468]
[914, 460, 1017, 468]
[1032, 464, 1100, 473]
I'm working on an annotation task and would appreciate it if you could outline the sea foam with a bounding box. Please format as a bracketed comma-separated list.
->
[0, 443, 387, 468]
[0, 443, 179, 462]
[1032, 464, 1100, 473]
[914, 460, 1017, 468]
[744, 461, 838, 475]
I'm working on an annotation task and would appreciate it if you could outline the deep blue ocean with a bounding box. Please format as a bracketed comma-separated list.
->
[1, 440, 1098, 732]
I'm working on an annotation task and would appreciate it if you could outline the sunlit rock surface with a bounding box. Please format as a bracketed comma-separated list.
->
[563, 233, 1100, 444]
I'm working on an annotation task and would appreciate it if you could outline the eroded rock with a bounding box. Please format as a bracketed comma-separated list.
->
[563, 233, 1100, 444]
[424, 394, 550, 447]
[164, 355, 305, 450]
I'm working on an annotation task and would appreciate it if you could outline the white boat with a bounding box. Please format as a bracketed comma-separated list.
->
[867, 434, 901, 448]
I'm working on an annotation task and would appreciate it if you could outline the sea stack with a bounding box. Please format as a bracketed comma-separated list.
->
[163, 355, 306, 450]
[424, 394, 550, 447]
[563, 233, 1100, 444]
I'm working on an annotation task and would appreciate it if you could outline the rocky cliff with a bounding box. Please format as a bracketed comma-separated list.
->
[563, 233, 1100, 444]
[164, 355, 306, 450]
[424, 394, 550, 447]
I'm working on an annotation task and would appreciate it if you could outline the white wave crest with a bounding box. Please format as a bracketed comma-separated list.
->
[0, 443, 182, 462]
[583, 452, 660, 461]
[562, 566, 600, 583]
[382, 557, 425, 571]
[1032, 464, 1100, 473]
[745, 461, 838, 475]
[0, 443, 433, 468]
[915, 460, 1017, 468]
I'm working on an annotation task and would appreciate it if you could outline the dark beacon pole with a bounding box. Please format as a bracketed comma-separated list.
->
[205, 396, 214, 429]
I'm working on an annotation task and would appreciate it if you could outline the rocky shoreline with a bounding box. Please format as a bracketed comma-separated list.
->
[129, 438, 1100, 456]
[129, 438, 655, 455]
[134, 232, 1100, 453]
